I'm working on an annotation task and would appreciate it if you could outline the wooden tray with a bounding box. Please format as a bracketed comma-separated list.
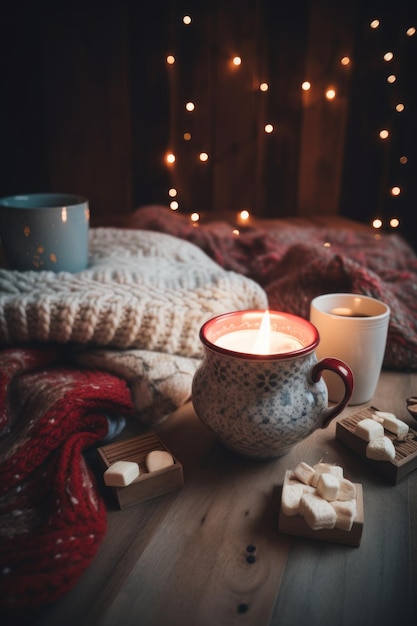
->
[97, 432, 184, 509]
[336, 407, 417, 485]
[278, 484, 363, 547]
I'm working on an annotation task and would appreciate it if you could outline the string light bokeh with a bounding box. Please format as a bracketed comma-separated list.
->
[341, 7, 416, 244]
[145, 3, 416, 244]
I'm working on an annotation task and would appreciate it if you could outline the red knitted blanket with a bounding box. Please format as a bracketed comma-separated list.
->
[127, 205, 417, 370]
[0, 346, 135, 618]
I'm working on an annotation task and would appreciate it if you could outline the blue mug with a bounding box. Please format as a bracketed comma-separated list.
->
[0, 193, 89, 272]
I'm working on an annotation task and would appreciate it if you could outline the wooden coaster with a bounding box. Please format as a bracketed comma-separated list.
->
[97, 432, 183, 509]
[278, 484, 363, 547]
[336, 407, 417, 485]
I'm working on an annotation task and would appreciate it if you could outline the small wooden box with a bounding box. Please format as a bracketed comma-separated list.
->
[336, 407, 417, 485]
[278, 483, 363, 547]
[97, 432, 184, 509]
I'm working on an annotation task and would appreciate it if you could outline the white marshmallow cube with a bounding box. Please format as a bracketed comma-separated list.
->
[146, 450, 174, 472]
[317, 473, 340, 501]
[104, 460, 140, 487]
[301, 483, 317, 495]
[355, 418, 384, 442]
[374, 410, 397, 421]
[366, 436, 396, 461]
[293, 461, 316, 485]
[331, 499, 357, 531]
[281, 483, 304, 516]
[312, 462, 343, 487]
[299, 493, 337, 530]
[371, 413, 385, 424]
[375, 411, 409, 439]
[338, 477, 357, 501]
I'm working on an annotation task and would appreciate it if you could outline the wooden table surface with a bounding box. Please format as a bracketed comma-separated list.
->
[34, 370, 417, 626]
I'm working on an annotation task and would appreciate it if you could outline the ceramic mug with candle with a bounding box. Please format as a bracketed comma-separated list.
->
[192, 309, 354, 460]
[310, 293, 390, 405]
[0, 193, 89, 272]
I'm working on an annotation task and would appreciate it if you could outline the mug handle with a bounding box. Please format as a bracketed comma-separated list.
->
[310, 357, 354, 428]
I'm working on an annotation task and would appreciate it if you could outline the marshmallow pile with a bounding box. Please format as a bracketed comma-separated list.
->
[103, 450, 175, 487]
[356, 411, 409, 462]
[281, 461, 358, 531]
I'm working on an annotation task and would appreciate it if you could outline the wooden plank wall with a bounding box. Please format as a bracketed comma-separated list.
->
[1, 1, 359, 221]
[132, 0, 355, 216]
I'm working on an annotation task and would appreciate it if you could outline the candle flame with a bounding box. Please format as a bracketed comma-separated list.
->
[252, 310, 271, 354]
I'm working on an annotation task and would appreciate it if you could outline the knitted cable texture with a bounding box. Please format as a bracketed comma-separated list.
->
[0, 228, 268, 355]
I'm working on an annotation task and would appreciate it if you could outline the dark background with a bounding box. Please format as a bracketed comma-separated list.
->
[1, 0, 416, 248]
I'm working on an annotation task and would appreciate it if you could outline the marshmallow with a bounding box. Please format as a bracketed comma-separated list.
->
[338, 477, 357, 501]
[286, 475, 316, 495]
[374, 411, 409, 439]
[299, 493, 337, 530]
[146, 450, 174, 472]
[301, 483, 317, 495]
[371, 413, 385, 424]
[330, 499, 357, 531]
[104, 460, 140, 487]
[355, 418, 384, 442]
[312, 462, 343, 487]
[317, 473, 340, 501]
[281, 483, 304, 516]
[366, 436, 396, 461]
[293, 461, 316, 485]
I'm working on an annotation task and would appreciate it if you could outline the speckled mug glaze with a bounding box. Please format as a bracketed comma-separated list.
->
[192, 310, 354, 460]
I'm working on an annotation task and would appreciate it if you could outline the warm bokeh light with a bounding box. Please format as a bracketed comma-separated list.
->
[162, 10, 410, 242]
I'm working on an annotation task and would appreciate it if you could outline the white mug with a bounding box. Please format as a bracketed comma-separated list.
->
[309, 293, 390, 405]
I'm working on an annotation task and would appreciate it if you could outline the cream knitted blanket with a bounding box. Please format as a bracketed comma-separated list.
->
[0, 228, 267, 422]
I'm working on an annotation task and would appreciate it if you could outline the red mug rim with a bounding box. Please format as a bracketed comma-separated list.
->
[200, 309, 319, 360]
